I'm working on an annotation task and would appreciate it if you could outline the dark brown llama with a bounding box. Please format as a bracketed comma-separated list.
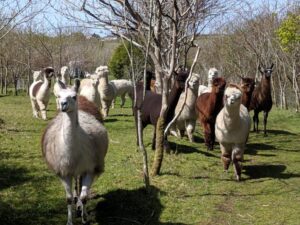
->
[196, 77, 226, 150]
[240, 77, 255, 110]
[249, 63, 274, 136]
[134, 71, 188, 150]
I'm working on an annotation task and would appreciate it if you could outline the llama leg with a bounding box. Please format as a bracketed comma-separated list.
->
[203, 123, 212, 150]
[232, 146, 243, 181]
[75, 176, 83, 217]
[220, 143, 231, 171]
[60, 176, 73, 225]
[263, 111, 268, 137]
[37, 100, 47, 120]
[253, 111, 259, 132]
[79, 173, 94, 224]
[30, 99, 39, 118]
[120, 94, 126, 108]
[111, 98, 115, 109]
[101, 101, 108, 118]
[210, 122, 216, 150]
[186, 121, 195, 142]
[169, 125, 179, 137]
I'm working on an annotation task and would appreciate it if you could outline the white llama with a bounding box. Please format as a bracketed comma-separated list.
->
[215, 84, 251, 181]
[170, 73, 200, 142]
[53, 66, 70, 109]
[29, 67, 54, 120]
[42, 79, 108, 225]
[198, 68, 219, 96]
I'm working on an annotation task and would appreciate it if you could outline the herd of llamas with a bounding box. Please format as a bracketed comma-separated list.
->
[29, 63, 274, 224]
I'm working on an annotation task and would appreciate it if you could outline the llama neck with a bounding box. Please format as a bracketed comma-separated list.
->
[61, 111, 78, 146]
[99, 76, 108, 89]
[242, 92, 252, 109]
[42, 75, 51, 89]
[61, 76, 67, 85]
[185, 87, 198, 107]
[166, 86, 183, 123]
[261, 77, 271, 97]
[209, 89, 224, 113]
[223, 104, 241, 129]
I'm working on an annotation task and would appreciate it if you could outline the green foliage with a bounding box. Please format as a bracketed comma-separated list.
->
[1, 95, 300, 224]
[108, 42, 144, 79]
[276, 12, 300, 52]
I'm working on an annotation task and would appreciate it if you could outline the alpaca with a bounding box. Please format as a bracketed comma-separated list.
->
[110, 79, 133, 108]
[249, 64, 274, 136]
[42, 79, 108, 225]
[29, 67, 54, 120]
[96, 66, 116, 117]
[79, 74, 101, 109]
[198, 68, 219, 96]
[53, 66, 70, 109]
[134, 70, 189, 150]
[196, 77, 226, 150]
[240, 77, 255, 110]
[215, 84, 251, 181]
[170, 72, 200, 142]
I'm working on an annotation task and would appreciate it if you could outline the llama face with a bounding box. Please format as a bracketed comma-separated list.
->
[57, 89, 78, 112]
[213, 77, 226, 94]
[208, 68, 218, 80]
[259, 64, 274, 79]
[188, 74, 199, 90]
[224, 87, 242, 106]
[95, 66, 109, 77]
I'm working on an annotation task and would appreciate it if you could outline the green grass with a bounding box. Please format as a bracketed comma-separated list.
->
[0, 94, 300, 225]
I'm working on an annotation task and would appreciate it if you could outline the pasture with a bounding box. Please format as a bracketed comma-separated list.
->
[0, 94, 300, 225]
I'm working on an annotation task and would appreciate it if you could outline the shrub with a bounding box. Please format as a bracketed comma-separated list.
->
[108, 42, 144, 79]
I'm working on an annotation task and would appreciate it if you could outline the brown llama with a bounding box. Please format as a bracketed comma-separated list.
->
[249, 63, 274, 136]
[196, 77, 226, 150]
[240, 77, 255, 110]
[134, 71, 189, 150]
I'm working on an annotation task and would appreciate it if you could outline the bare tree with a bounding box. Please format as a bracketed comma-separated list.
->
[57, 0, 230, 176]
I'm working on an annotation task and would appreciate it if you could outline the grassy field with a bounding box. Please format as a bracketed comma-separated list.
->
[0, 94, 300, 225]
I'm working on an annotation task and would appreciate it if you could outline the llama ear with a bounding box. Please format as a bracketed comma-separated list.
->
[73, 79, 80, 93]
[270, 63, 274, 69]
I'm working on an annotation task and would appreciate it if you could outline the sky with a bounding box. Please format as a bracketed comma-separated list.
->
[9, 0, 298, 37]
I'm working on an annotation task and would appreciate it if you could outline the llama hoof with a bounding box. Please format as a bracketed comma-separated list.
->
[236, 175, 241, 181]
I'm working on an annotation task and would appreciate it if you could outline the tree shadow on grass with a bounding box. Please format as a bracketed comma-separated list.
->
[267, 129, 297, 136]
[110, 113, 133, 117]
[0, 165, 31, 191]
[104, 118, 118, 123]
[245, 143, 276, 156]
[243, 164, 300, 180]
[169, 141, 199, 154]
[93, 186, 187, 225]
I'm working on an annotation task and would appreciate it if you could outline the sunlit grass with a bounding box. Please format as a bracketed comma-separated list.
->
[0, 94, 300, 225]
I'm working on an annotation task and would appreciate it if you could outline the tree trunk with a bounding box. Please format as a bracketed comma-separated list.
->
[4, 67, 7, 95]
[137, 109, 150, 189]
[151, 116, 165, 176]
[292, 62, 300, 112]
[271, 76, 277, 107]
[151, 76, 169, 176]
